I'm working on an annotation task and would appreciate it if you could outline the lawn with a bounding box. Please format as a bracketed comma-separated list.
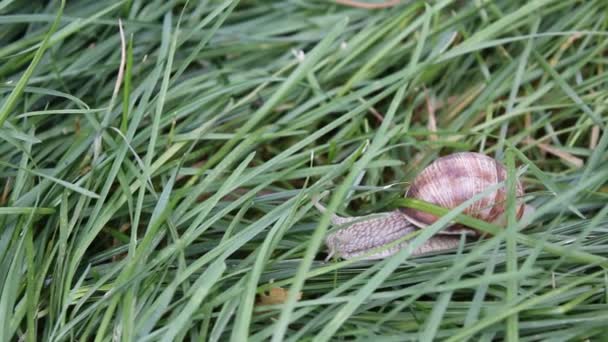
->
[1, 0, 607, 341]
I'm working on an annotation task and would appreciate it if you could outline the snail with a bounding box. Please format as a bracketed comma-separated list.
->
[315, 152, 534, 260]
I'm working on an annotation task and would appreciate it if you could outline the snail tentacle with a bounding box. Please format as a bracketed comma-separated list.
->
[312, 197, 359, 226]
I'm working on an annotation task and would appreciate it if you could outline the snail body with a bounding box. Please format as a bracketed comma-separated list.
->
[318, 152, 529, 260]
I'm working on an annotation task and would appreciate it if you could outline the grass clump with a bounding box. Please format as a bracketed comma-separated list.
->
[1, 0, 607, 340]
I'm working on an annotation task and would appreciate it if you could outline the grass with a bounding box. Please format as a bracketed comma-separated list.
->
[1, 0, 607, 340]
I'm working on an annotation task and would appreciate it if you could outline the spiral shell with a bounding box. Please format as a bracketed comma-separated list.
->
[400, 152, 525, 234]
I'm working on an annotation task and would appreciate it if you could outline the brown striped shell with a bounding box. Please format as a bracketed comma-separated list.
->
[401, 152, 525, 235]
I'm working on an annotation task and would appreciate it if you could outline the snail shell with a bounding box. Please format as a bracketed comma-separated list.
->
[401, 152, 525, 235]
